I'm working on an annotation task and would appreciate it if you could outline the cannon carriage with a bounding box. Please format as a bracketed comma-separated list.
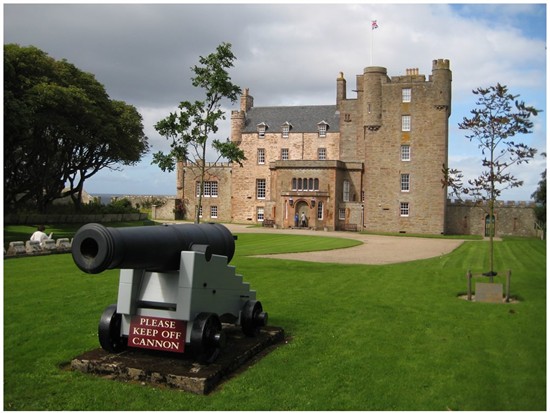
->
[72, 222, 267, 363]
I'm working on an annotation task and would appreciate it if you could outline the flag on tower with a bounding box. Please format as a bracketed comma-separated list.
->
[371, 20, 379, 30]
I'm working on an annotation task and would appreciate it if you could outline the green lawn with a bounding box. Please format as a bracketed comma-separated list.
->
[4, 233, 546, 410]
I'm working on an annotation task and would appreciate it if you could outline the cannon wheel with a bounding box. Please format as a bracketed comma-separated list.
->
[98, 304, 127, 353]
[241, 300, 268, 337]
[190, 312, 225, 363]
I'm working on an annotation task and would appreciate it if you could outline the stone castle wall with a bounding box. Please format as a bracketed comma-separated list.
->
[445, 200, 537, 237]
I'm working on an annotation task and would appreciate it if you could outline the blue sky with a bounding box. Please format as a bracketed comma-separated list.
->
[4, 2, 547, 200]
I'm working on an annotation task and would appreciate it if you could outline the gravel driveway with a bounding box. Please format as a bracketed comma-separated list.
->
[223, 224, 464, 265]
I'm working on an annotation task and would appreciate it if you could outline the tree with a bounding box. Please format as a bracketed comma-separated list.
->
[443, 83, 540, 278]
[153, 42, 245, 223]
[4, 44, 149, 212]
[531, 152, 546, 234]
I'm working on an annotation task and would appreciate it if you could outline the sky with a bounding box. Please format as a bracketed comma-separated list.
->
[3, 2, 547, 201]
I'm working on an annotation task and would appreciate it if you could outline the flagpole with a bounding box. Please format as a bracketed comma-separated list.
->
[370, 24, 373, 65]
[370, 20, 378, 66]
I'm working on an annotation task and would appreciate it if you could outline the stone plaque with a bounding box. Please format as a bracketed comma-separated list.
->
[475, 283, 503, 303]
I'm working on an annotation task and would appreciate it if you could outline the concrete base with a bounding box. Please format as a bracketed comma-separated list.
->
[71, 325, 284, 394]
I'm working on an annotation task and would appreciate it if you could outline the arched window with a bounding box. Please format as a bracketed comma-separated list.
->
[292, 178, 297, 191]
[314, 178, 319, 191]
[297, 178, 302, 190]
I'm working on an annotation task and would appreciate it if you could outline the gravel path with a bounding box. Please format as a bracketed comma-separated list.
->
[222, 224, 465, 265]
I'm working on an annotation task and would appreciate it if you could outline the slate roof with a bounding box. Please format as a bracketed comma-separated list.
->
[242, 105, 340, 133]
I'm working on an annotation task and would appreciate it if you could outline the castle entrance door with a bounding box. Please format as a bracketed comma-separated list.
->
[296, 201, 310, 228]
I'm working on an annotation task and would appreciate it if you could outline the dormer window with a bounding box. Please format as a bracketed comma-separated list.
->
[257, 122, 268, 138]
[317, 121, 329, 138]
[281, 121, 292, 138]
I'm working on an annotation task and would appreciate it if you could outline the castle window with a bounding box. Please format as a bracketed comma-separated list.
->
[317, 202, 324, 220]
[257, 148, 265, 164]
[198, 205, 203, 218]
[401, 145, 411, 161]
[257, 207, 264, 222]
[196, 181, 218, 197]
[402, 115, 411, 131]
[402, 88, 411, 102]
[211, 181, 218, 197]
[343, 180, 350, 202]
[281, 148, 289, 160]
[344, 113, 352, 122]
[210, 205, 218, 219]
[317, 121, 328, 138]
[400, 202, 410, 217]
[256, 179, 266, 199]
[318, 148, 326, 160]
[401, 174, 410, 192]
[291, 176, 320, 191]
[282, 122, 291, 138]
[338, 208, 346, 220]
[257, 122, 268, 138]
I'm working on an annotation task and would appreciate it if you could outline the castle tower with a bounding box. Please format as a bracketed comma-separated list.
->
[430, 59, 452, 115]
[362, 66, 387, 130]
[231, 88, 253, 144]
[361, 60, 452, 234]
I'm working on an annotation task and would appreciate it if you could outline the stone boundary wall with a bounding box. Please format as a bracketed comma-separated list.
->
[151, 198, 177, 220]
[446, 200, 537, 237]
[4, 213, 148, 225]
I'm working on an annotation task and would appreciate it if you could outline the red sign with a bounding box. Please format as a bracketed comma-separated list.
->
[128, 316, 186, 353]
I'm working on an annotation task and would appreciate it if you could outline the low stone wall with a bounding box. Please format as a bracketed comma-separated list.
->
[111, 195, 172, 209]
[151, 198, 177, 220]
[446, 200, 537, 237]
[4, 213, 148, 225]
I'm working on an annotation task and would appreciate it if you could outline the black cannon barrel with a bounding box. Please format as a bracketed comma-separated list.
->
[72, 223, 235, 274]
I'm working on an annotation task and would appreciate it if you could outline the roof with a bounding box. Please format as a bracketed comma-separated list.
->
[242, 105, 340, 133]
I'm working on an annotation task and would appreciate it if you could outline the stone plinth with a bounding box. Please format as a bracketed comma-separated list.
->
[71, 325, 284, 394]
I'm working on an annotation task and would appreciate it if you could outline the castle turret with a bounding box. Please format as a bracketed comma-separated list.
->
[362, 66, 387, 130]
[430, 59, 452, 116]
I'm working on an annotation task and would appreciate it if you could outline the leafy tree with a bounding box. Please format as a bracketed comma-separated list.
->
[531, 152, 546, 234]
[153, 42, 245, 223]
[4, 44, 149, 212]
[443, 83, 540, 278]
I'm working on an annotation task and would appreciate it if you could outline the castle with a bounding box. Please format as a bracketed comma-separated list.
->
[172, 59, 537, 237]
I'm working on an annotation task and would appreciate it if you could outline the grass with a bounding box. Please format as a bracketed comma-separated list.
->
[3, 233, 546, 410]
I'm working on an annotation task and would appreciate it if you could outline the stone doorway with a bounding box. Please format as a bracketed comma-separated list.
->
[296, 201, 310, 228]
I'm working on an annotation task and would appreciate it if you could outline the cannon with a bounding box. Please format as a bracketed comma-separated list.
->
[72, 223, 267, 363]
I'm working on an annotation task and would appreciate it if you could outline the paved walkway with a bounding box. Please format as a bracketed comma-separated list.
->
[222, 223, 465, 265]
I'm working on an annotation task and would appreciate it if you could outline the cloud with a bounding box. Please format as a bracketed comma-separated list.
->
[4, 3, 546, 199]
